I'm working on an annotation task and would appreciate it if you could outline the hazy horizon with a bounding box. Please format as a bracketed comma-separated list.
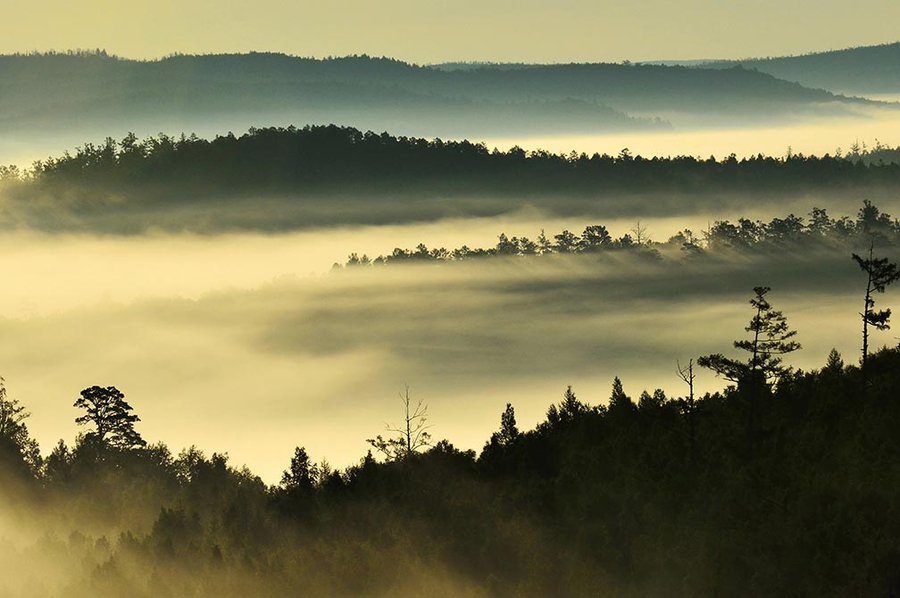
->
[4, 7, 900, 595]
[2, 1, 899, 64]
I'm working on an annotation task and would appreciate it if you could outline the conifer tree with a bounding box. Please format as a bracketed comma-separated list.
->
[698, 286, 801, 386]
[0, 378, 41, 472]
[608, 377, 634, 414]
[281, 446, 319, 493]
[496, 403, 519, 446]
[852, 244, 900, 369]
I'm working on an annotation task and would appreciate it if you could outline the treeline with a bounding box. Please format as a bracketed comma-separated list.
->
[1, 354, 899, 595]
[1, 276, 899, 595]
[5, 126, 900, 200]
[339, 201, 899, 266]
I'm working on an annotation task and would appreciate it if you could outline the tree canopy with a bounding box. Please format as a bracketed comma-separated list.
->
[74, 385, 146, 449]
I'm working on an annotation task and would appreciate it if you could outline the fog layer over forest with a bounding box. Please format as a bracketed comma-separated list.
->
[2, 41, 900, 596]
[0, 204, 894, 481]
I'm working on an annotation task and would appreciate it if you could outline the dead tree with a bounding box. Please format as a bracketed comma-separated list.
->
[677, 359, 697, 466]
[367, 386, 432, 461]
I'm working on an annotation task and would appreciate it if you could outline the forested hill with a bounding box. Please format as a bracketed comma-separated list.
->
[702, 42, 900, 95]
[12, 125, 900, 195]
[0, 51, 882, 140]
[4, 125, 900, 233]
[2, 343, 900, 595]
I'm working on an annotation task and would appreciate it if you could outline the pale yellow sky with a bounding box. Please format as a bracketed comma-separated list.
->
[0, 0, 898, 63]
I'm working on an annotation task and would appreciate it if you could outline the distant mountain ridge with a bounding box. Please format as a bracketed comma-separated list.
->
[699, 42, 900, 95]
[436, 41, 900, 97]
[0, 51, 881, 145]
[638, 42, 900, 96]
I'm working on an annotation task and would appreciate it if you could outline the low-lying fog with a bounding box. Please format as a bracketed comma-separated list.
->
[0, 208, 894, 482]
[3, 99, 900, 172]
[482, 105, 900, 159]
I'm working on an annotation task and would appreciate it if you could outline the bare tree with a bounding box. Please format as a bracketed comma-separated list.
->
[367, 386, 432, 461]
[631, 220, 650, 245]
[676, 359, 697, 465]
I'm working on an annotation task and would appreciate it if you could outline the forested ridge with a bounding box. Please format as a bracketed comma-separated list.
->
[4, 126, 900, 200]
[702, 41, 900, 95]
[338, 201, 899, 266]
[0, 51, 869, 128]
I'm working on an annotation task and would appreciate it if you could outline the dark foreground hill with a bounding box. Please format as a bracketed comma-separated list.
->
[2, 344, 899, 596]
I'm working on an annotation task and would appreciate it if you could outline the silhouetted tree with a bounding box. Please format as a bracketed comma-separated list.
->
[536, 229, 553, 255]
[852, 243, 900, 369]
[0, 378, 41, 474]
[553, 230, 580, 253]
[74, 386, 146, 449]
[825, 348, 844, 373]
[546, 385, 589, 425]
[608, 377, 634, 415]
[699, 287, 800, 456]
[677, 359, 697, 464]
[580, 225, 612, 251]
[631, 220, 650, 245]
[493, 403, 519, 447]
[698, 286, 801, 386]
[281, 446, 319, 494]
[367, 386, 432, 460]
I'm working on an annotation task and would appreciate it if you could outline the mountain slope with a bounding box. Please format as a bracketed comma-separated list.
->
[700, 42, 900, 96]
[0, 52, 880, 143]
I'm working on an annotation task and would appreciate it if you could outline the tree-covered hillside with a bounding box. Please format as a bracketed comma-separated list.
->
[0, 51, 882, 141]
[704, 41, 900, 95]
[15, 126, 900, 194]
[2, 338, 899, 596]
[3, 125, 900, 233]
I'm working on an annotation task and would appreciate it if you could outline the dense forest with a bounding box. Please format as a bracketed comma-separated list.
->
[4, 126, 900, 199]
[338, 201, 899, 266]
[1, 229, 898, 596]
[2, 315, 899, 595]
[6, 21, 900, 598]
[3, 125, 900, 233]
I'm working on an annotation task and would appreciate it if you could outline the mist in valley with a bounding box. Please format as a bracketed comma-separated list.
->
[0, 205, 893, 482]
[3, 34, 900, 597]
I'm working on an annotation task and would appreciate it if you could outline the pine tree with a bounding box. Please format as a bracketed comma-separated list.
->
[852, 244, 900, 369]
[281, 446, 319, 493]
[0, 378, 41, 473]
[608, 377, 634, 414]
[699, 287, 800, 458]
[496, 403, 519, 446]
[698, 286, 801, 386]
[74, 386, 146, 449]
[546, 386, 588, 426]
[825, 348, 844, 372]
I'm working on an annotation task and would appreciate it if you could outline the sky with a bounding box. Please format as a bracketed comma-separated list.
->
[1, 0, 898, 63]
